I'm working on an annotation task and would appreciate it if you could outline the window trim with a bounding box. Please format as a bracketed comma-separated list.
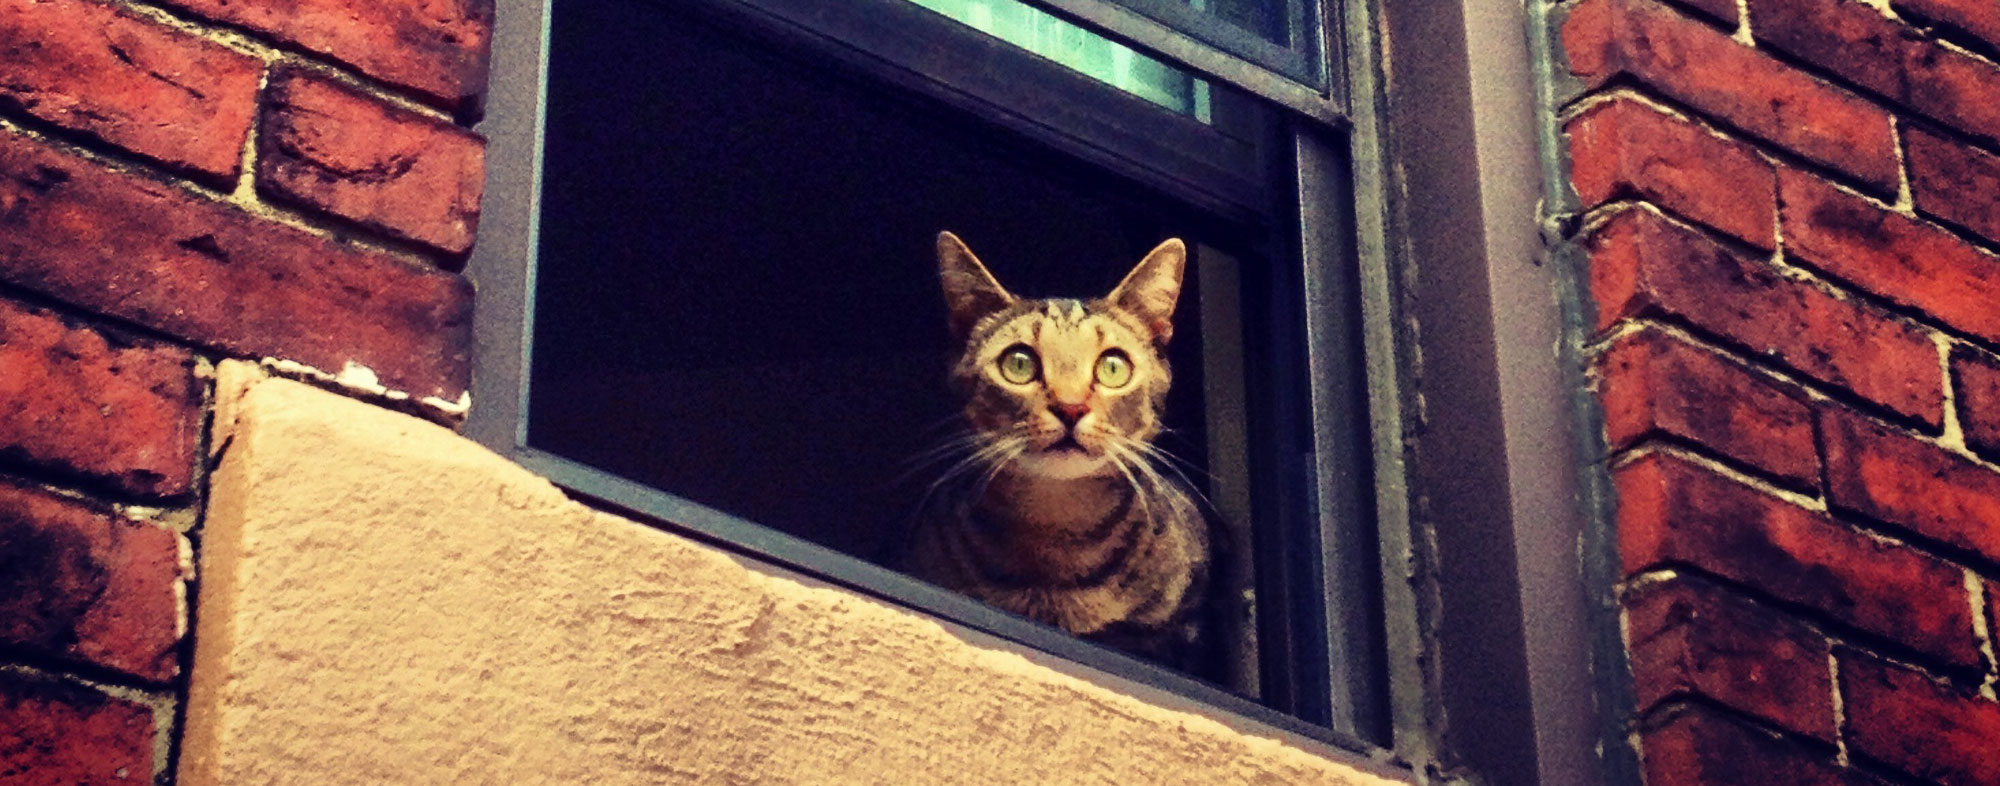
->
[1011, 0, 1334, 102]
[466, 0, 1594, 781]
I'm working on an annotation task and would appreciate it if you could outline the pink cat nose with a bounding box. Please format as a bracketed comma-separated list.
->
[1051, 402, 1090, 427]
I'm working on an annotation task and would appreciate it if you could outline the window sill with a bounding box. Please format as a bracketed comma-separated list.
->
[180, 362, 1414, 786]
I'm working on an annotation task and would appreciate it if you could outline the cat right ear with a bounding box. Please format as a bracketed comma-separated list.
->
[937, 231, 1016, 339]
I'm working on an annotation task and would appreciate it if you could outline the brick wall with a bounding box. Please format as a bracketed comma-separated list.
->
[1558, 0, 2000, 783]
[0, 0, 490, 781]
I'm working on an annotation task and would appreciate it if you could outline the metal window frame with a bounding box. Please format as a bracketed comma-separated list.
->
[466, 0, 1597, 782]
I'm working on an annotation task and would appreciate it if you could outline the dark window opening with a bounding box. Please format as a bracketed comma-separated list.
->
[520, 0, 1386, 748]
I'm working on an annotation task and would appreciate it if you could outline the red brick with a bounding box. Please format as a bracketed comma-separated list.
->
[0, 298, 199, 499]
[1566, 98, 1777, 249]
[1642, 705, 1879, 786]
[1562, 0, 1899, 194]
[1896, 0, 2000, 54]
[153, 0, 493, 110]
[1953, 346, 2000, 460]
[1746, 0, 2000, 146]
[0, 479, 182, 682]
[1597, 327, 1817, 485]
[1587, 208, 1942, 427]
[0, 0, 261, 184]
[1821, 407, 2000, 567]
[0, 128, 471, 402]
[258, 68, 484, 255]
[1840, 649, 2000, 786]
[1905, 125, 2000, 249]
[0, 668, 156, 785]
[1616, 453, 1978, 669]
[1783, 169, 2000, 349]
[1625, 576, 1834, 740]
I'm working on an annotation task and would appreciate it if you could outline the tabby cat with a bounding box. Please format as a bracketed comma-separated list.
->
[905, 231, 1213, 669]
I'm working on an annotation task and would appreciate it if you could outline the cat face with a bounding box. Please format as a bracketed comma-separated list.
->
[936, 232, 1185, 479]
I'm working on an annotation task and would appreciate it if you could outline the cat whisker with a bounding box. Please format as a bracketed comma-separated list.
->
[1103, 444, 1157, 522]
[1125, 438, 1217, 491]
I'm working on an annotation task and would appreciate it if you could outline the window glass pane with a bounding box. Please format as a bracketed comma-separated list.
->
[905, 0, 1213, 121]
[1184, 0, 1298, 46]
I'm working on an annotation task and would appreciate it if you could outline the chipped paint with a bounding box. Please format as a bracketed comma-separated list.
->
[256, 357, 468, 420]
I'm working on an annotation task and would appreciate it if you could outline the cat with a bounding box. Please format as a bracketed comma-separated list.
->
[904, 231, 1214, 670]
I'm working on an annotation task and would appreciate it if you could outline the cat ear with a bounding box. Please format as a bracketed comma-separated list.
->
[937, 231, 1016, 339]
[1107, 238, 1186, 345]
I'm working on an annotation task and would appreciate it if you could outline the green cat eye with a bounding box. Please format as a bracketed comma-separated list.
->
[1095, 350, 1133, 388]
[997, 345, 1040, 384]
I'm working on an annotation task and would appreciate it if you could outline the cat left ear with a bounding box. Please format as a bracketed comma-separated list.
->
[1107, 238, 1186, 345]
[937, 231, 1016, 340]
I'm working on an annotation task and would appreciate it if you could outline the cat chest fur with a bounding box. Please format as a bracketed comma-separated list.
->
[912, 472, 1208, 637]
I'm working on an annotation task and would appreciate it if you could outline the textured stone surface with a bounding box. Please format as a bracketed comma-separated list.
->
[1586, 208, 1942, 427]
[1596, 326, 1817, 486]
[1821, 407, 2000, 567]
[1953, 346, 2000, 461]
[0, 297, 200, 499]
[1904, 125, 2000, 248]
[1565, 98, 1777, 248]
[1562, 0, 1898, 194]
[0, 478, 185, 682]
[1840, 650, 2000, 785]
[1624, 576, 1834, 740]
[1641, 705, 1881, 786]
[151, 0, 493, 109]
[1782, 168, 2000, 348]
[179, 365, 1408, 786]
[258, 68, 485, 255]
[0, 0, 261, 183]
[0, 667, 159, 785]
[1615, 453, 1978, 669]
[1746, 0, 2000, 145]
[0, 127, 472, 402]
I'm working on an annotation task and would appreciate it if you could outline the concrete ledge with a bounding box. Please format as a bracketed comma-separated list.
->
[179, 362, 1408, 785]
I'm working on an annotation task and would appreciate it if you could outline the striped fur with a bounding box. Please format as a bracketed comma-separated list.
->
[906, 232, 1212, 667]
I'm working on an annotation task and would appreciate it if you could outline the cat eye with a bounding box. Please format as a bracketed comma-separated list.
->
[997, 345, 1040, 384]
[1094, 350, 1133, 388]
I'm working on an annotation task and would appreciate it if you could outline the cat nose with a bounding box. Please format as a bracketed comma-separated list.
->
[1050, 402, 1090, 428]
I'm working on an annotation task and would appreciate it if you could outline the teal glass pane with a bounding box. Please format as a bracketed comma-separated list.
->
[905, 0, 1213, 122]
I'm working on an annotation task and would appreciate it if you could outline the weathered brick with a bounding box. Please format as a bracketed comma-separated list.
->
[1822, 407, 2000, 567]
[1952, 346, 2000, 461]
[1587, 208, 1942, 427]
[1566, 98, 1777, 249]
[0, 478, 183, 682]
[0, 297, 199, 499]
[0, 128, 471, 402]
[258, 67, 484, 255]
[1905, 125, 2000, 249]
[1625, 575, 1834, 740]
[1616, 453, 1978, 669]
[0, 0, 261, 184]
[1746, 0, 2000, 146]
[1782, 168, 2000, 349]
[1562, 0, 1899, 194]
[1840, 649, 2000, 786]
[1596, 327, 1817, 486]
[0, 668, 156, 785]
[1642, 705, 1879, 786]
[152, 0, 492, 110]
[1893, 0, 2000, 58]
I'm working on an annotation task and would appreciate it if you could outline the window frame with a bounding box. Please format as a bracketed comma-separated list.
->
[465, 0, 1596, 782]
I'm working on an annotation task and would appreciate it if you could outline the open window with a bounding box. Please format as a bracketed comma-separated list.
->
[473, 0, 1408, 756]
